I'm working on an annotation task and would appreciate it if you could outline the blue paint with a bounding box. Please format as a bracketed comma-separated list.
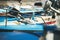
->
[0, 16, 5, 22]
[0, 32, 39, 40]
[0, 16, 44, 31]
[0, 16, 18, 21]
[0, 25, 43, 31]
[46, 25, 57, 31]
[0, 16, 44, 40]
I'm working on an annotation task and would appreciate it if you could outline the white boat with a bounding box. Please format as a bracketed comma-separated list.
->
[34, 16, 56, 25]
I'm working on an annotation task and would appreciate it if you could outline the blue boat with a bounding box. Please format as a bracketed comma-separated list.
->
[0, 5, 45, 40]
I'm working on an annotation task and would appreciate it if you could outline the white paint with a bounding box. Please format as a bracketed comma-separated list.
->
[46, 31, 54, 40]
[56, 16, 60, 28]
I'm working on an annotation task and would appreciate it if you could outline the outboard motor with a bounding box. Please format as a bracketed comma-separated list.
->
[44, 0, 56, 18]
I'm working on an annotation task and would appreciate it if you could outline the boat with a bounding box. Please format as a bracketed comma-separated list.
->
[0, 1, 56, 26]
